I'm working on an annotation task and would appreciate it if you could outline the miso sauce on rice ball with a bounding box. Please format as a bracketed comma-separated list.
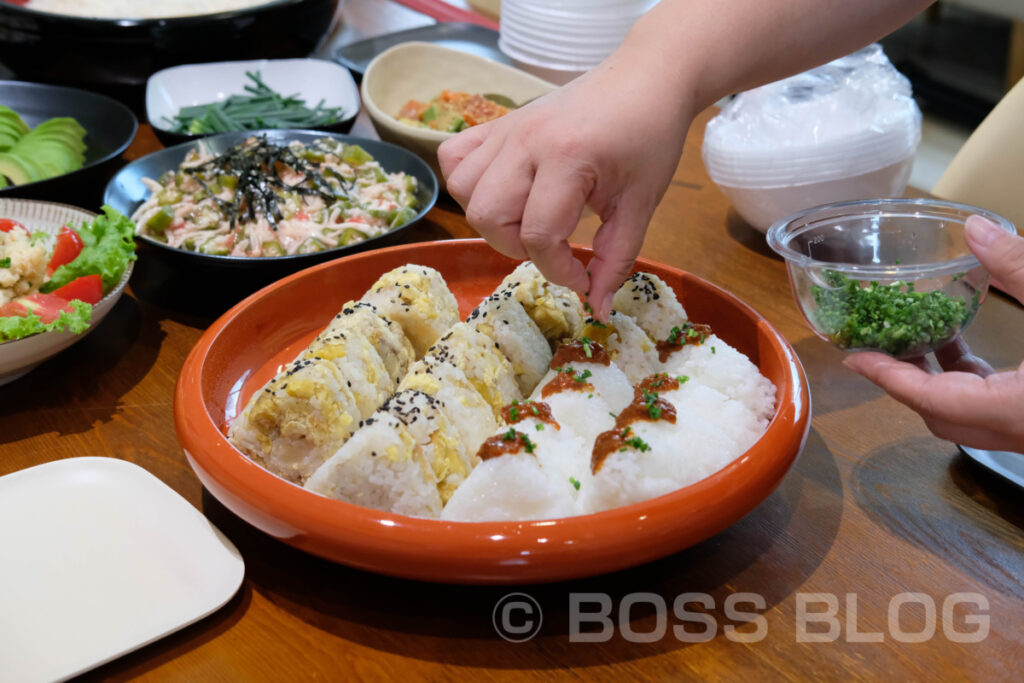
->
[441, 428, 578, 522]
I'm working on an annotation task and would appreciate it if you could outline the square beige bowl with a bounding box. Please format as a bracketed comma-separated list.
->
[361, 41, 557, 184]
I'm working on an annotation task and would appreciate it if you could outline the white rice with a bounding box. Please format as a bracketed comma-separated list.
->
[303, 327, 394, 420]
[579, 408, 743, 514]
[612, 272, 689, 341]
[467, 291, 552, 395]
[321, 301, 415, 383]
[229, 356, 361, 485]
[660, 333, 776, 424]
[361, 264, 460, 358]
[425, 322, 521, 418]
[305, 413, 443, 518]
[399, 356, 498, 456]
[441, 450, 578, 522]
[380, 389, 476, 501]
[498, 261, 586, 345]
[579, 312, 659, 384]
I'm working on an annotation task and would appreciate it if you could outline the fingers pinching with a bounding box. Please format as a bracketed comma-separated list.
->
[437, 124, 488, 182]
[588, 206, 649, 320]
[443, 131, 503, 211]
[463, 153, 535, 260]
[964, 215, 1024, 303]
[518, 162, 593, 293]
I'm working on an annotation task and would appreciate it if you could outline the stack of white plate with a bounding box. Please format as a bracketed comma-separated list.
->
[702, 45, 922, 232]
[499, 0, 658, 84]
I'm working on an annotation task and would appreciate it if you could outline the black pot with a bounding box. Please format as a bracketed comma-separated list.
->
[0, 0, 340, 97]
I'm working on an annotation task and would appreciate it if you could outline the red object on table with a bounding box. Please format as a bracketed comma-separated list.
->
[50, 274, 104, 305]
[391, 0, 500, 30]
[46, 226, 85, 277]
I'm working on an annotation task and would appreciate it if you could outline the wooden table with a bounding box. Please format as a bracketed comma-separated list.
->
[4, 3, 1024, 681]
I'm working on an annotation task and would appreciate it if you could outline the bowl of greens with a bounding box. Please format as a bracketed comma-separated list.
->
[767, 198, 1017, 359]
[146, 59, 360, 147]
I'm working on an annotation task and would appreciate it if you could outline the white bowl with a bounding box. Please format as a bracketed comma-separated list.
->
[145, 58, 360, 142]
[361, 42, 557, 181]
[0, 199, 134, 385]
[715, 156, 916, 232]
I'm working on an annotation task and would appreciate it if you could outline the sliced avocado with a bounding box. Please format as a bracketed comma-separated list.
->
[0, 152, 41, 185]
[18, 130, 87, 155]
[0, 130, 20, 152]
[18, 143, 81, 176]
[31, 117, 86, 138]
[0, 106, 30, 136]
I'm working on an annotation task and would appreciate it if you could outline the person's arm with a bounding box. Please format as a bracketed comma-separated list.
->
[440, 0, 935, 318]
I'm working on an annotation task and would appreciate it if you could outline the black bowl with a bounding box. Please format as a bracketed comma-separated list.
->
[0, 80, 138, 205]
[103, 130, 439, 310]
[0, 0, 340, 95]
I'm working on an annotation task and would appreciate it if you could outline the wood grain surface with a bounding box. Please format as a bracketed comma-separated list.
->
[1, 2, 1022, 681]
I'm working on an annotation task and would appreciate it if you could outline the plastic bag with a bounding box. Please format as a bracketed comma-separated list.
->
[703, 44, 922, 187]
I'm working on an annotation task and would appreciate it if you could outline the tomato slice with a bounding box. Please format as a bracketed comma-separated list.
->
[0, 219, 27, 233]
[0, 300, 29, 318]
[50, 274, 103, 305]
[2, 293, 74, 324]
[46, 226, 84, 277]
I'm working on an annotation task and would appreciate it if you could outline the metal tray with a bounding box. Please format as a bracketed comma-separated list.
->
[332, 22, 509, 77]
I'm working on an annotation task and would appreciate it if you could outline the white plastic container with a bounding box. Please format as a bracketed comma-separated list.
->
[702, 45, 922, 232]
[498, 0, 658, 83]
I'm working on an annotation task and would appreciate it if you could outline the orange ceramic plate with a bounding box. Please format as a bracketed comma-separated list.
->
[175, 239, 810, 584]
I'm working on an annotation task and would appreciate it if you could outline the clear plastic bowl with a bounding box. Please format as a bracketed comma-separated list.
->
[766, 198, 1016, 358]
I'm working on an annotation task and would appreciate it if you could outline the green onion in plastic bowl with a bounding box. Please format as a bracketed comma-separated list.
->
[766, 198, 1017, 358]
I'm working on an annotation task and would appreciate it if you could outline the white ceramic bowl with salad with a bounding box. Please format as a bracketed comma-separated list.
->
[0, 199, 136, 385]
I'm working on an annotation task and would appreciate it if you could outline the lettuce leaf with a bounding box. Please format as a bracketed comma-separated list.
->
[0, 299, 93, 342]
[41, 205, 137, 294]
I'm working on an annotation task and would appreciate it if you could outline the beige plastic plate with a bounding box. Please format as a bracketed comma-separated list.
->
[0, 458, 244, 682]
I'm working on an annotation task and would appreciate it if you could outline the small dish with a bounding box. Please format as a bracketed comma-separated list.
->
[0, 81, 137, 206]
[146, 58, 361, 147]
[175, 239, 810, 584]
[102, 130, 439, 278]
[361, 42, 556, 181]
[0, 457, 244, 682]
[767, 198, 1016, 358]
[332, 22, 511, 77]
[0, 199, 134, 386]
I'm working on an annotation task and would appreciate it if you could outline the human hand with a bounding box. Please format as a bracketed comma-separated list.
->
[438, 48, 695, 320]
[843, 215, 1024, 452]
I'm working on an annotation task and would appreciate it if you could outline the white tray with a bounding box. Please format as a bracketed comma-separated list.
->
[0, 458, 244, 682]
